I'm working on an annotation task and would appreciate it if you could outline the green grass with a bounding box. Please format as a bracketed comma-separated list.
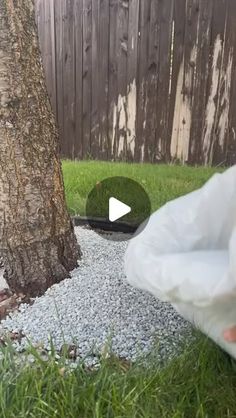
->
[62, 161, 222, 218]
[1, 333, 236, 417]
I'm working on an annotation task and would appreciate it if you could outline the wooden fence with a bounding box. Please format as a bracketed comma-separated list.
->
[35, 0, 236, 165]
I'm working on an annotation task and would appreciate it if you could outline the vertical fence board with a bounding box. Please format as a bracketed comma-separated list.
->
[74, 0, 83, 158]
[61, 0, 68, 156]
[127, 0, 140, 160]
[188, 0, 214, 163]
[213, 1, 233, 165]
[136, 0, 151, 162]
[168, 0, 186, 161]
[63, 0, 76, 158]
[108, 0, 118, 159]
[155, 0, 174, 160]
[115, 0, 129, 159]
[83, 0, 92, 157]
[55, 0, 64, 153]
[144, 0, 160, 162]
[210, 0, 229, 165]
[202, 0, 228, 164]
[99, 0, 110, 159]
[91, 0, 100, 158]
[178, 0, 201, 163]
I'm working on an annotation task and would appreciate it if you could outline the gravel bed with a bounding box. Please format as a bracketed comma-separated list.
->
[0, 227, 193, 363]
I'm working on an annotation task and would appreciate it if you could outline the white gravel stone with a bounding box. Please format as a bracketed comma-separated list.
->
[1, 227, 192, 362]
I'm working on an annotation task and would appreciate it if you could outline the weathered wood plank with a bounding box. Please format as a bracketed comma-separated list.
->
[62, 0, 70, 157]
[143, 0, 160, 162]
[126, 0, 140, 161]
[108, 0, 118, 160]
[212, 1, 233, 165]
[172, 0, 201, 163]
[115, 0, 129, 160]
[155, 0, 174, 161]
[202, 0, 227, 165]
[74, 0, 83, 158]
[91, 0, 100, 158]
[55, 0, 65, 154]
[68, 0, 76, 158]
[188, 0, 214, 164]
[61, 0, 68, 157]
[181, 0, 200, 163]
[83, 0, 92, 158]
[135, 0, 151, 162]
[168, 0, 186, 161]
[98, 0, 109, 160]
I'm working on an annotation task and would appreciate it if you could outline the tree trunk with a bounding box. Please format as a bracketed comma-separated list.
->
[0, 0, 81, 297]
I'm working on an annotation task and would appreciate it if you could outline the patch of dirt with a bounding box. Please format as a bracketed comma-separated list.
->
[0, 289, 34, 322]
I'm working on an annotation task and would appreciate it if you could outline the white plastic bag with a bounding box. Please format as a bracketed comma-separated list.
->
[124, 166, 236, 358]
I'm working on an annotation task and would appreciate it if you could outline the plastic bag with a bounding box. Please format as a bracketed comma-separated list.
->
[124, 166, 236, 358]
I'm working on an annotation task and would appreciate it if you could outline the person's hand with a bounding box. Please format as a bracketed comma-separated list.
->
[223, 326, 236, 342]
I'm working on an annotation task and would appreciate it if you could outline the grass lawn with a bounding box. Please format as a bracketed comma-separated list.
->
[62, 160, 222, 218]
[2, 161, 234, 417]
[1, 333, 236, 417]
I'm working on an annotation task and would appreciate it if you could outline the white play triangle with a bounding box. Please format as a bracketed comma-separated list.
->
[109, 197, 131, 222]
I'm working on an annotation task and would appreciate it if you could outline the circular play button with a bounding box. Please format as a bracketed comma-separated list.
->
[85, 176, 151, 241]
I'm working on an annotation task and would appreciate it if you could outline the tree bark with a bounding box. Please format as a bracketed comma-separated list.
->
[0, 0, 81, 297]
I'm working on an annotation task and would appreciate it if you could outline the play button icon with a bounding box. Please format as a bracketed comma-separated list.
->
[85, 176, 151, 241]
[109, 197, 131, 222]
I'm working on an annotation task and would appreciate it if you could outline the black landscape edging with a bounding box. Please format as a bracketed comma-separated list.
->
[72, 216, 138, 234]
